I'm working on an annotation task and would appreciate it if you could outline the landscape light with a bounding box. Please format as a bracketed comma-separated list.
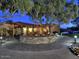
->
[74, 35, 77, 44]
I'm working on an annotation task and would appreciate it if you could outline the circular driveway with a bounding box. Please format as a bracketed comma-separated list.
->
[0, 36, 79, 59]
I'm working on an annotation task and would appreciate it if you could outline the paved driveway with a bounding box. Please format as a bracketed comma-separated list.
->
[0, 36, 79, 59]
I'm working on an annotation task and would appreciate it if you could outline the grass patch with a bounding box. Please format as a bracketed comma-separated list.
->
[63, 34, 79, 38]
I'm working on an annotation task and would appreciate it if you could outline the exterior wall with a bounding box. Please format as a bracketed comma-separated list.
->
[50, 24, 60, 34]
[0, 23, 60, 37]
[22, 24, 60, 36]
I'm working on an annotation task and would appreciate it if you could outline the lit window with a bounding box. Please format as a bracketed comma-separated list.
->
[23, 27, 27, 35]
[28, 28, 32, 32]
[34, 28, 37, 32]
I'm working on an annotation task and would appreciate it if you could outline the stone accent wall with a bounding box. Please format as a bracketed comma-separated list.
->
[20, 36, 59, 44]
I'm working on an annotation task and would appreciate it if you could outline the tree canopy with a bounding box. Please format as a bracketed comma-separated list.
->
[0, 0, 78, 24]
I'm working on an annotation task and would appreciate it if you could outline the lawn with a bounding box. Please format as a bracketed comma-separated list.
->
[63, 34, 79, 38]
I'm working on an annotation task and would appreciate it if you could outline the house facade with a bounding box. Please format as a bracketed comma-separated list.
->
[0, 22, 60, 37]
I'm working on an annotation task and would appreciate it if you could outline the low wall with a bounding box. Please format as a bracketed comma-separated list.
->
[20, 36, 59, 44]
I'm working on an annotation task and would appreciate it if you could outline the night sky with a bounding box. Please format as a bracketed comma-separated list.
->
[0, 0, 78, 29]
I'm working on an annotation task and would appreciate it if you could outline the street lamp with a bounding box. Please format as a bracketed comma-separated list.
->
[74, 35, 77, 44]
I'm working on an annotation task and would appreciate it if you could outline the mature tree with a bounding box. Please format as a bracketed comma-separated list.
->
[0, 0, 78, 24]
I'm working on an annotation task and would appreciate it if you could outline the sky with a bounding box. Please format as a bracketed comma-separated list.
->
[66, 0, 79, 5]
[0, 0, 78, 29]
